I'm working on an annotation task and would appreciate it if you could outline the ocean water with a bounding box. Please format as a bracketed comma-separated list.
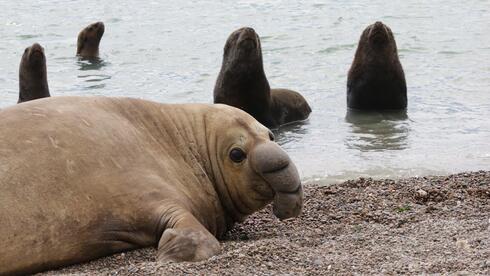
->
[0, 0, 489, 183]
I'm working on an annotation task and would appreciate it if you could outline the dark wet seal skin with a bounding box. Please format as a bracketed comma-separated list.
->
[18, 43, 50, 103]
[77, 22, 105, 59]
[214, 27, 311, 129]
[347, 21, 407, 110]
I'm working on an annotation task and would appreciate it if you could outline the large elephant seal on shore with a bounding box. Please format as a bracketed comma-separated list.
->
[347, 21, 407, 110]
[77, 22, 105, 58]
[214, 27, 311, 129]
[0, 96, 303, 275]
[18, 43, 50, 103]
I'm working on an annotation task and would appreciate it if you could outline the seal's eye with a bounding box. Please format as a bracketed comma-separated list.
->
[269, 131, 275, 141]
[229, 148, 246, 163]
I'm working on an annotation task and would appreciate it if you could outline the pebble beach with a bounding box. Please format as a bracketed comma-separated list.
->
[41, 171, 490, 275]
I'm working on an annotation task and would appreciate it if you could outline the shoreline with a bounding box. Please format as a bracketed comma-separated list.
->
[41, 171, 490, 275]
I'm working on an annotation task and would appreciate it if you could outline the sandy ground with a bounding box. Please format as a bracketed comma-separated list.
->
[41, 171, 490, 275]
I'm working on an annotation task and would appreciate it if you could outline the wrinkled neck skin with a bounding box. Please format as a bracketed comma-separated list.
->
[121, 102, 256, 237]
[202, 113, 266, 228]
[18, 61, 50, 103]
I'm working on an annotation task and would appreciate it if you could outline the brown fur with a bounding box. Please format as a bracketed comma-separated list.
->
[77, 22, 105, 58]
[0, 96, 303, 275]
[18, 43, 50, 103]
[214, 27, 311, 128]
[347, 21, 407, 110]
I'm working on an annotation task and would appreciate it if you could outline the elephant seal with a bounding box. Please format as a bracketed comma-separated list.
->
[0, 96, 303, 275]
[347, 21, 407, 110]
[77, 21, 105, 58]
[18, 43, 50, 103]
[214, 27, 311, 129]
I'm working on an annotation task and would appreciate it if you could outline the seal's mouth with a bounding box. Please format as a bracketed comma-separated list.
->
[86, 21, 105, 41]
[27, 43, 46, 65]
[236, 27, 259, 51]
[250, 142, 303, 220]
[368, 21, 389, 45]
[94, 22, 105, 38]
[238, 38, 257, 50]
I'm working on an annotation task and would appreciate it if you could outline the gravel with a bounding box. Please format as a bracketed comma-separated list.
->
[40, 171, 490, 275]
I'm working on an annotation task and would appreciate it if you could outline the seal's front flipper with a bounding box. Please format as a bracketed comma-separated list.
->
[157, 213, 220, 262]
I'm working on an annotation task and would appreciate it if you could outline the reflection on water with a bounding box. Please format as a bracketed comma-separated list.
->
[76, 58, 110, 90]
[76, 58, 107, 71]
[344, 109, 410, 151]
[274, 119, 310, 146]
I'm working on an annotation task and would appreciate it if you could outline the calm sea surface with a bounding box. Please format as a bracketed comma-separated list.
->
[1, 1, 489, 183]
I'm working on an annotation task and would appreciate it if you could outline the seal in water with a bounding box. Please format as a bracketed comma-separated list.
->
[347, 21, 407, 110]
[18, 43, 50, 103]
[214, 27, 311, 128]
[0, 96, 303, 275]
[77, 21, 105, 58]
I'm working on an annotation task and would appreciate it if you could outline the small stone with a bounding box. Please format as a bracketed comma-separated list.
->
[456, 239, 471, 251]
[313, 259, 322, 266]
[416, 189, 427, 197]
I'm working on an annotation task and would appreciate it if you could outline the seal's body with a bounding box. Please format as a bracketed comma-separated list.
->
[347, 21, 407, 110]
[214, 27, 311, 128]
[0, 96, 303, 275]
[18, 43, 50, 103]
[77, 22, 105, 58]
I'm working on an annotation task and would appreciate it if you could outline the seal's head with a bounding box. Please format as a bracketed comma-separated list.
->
[77, 21, 105, 58]
[208, 105, 303, 222]
[21, 43, 46, 70]
[368, 21, 392, 45]
[359, 21, 398, 60]
[222, 27, 263, 71]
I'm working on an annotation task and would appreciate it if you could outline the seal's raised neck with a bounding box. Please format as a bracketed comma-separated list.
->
[214, 27, 273, 125]
[18, 43, 50, 103]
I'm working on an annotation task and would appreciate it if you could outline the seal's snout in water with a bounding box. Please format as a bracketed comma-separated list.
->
[368, 21, 390, 45]
[93, 21, 105, 36]
[249, 142, 303, 220]
[26, 43, 46, 68]
[237, 27, 259, 50]
[28, 43, 45, 60]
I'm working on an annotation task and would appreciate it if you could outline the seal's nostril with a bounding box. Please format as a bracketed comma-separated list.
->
[268, 131, 275, 141]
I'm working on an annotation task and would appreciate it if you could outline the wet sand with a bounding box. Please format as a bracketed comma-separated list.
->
[41, 171, 490, 275]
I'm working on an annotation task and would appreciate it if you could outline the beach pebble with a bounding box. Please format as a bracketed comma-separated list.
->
[416, 189, 428, 197]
